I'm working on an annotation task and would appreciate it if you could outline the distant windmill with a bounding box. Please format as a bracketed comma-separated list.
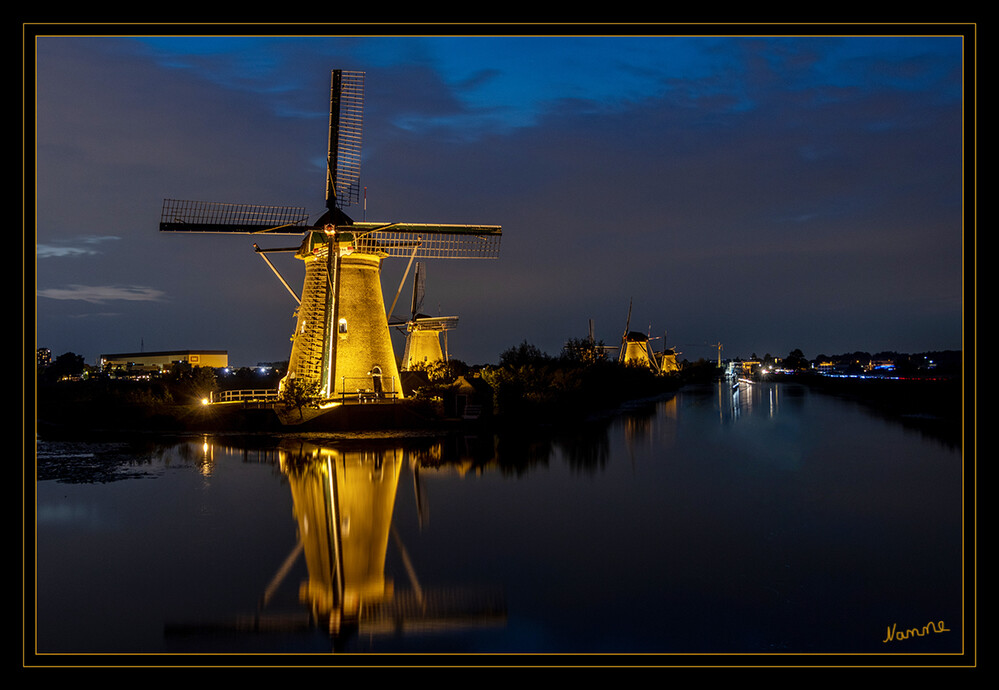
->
[395, 262, 458, 371]
[618, 299, 659, 372]
[576, 319, 616, 361]
[159, 70, 502, 403]
[659, 330, 681, 374]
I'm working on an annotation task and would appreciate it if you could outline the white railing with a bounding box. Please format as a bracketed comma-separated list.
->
[210, 388, 280, 404]
[335, 376, 398, 403]
[209, 383, 402, 406]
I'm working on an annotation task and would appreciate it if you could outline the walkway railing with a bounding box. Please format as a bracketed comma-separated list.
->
[335, 376, 399, 404]
[208, 383, 401, 406]
[210, 388, 280, 404]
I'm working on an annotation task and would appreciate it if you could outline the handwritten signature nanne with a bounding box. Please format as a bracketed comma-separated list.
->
[883, 620, 949, 643]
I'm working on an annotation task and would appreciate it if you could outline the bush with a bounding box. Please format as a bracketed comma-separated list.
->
[481, 341, 676, 422]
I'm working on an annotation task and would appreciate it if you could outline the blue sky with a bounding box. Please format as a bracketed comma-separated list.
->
[30, 29, 970, 367]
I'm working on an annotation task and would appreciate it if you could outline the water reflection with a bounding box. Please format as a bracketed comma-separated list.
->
[281, 442, 404, 637]
[717, 378, 793, 423]
[167, 438, 508, 651]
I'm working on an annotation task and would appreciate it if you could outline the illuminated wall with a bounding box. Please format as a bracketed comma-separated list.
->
[622, 339, 652, 368]
[660, 352, 680, 373]
[401, 328, 445, 371]
[281, 233, 404, 400]
[332, 251, 403, 399]
[100, 350, 228, 371]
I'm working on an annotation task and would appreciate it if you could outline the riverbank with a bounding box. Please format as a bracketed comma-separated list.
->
[34, 358, 689, 438]
[35, 389, 683, 439]
[34, 394, 466, 438]
[778, 373, 965, 447]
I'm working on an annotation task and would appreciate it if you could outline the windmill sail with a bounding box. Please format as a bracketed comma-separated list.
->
[159, 199, 310, 234]
[325, 70, 364, 220]
[411, 262, 426, 318]
[348, 223, 501, 259]
[619, 299, 632, 363]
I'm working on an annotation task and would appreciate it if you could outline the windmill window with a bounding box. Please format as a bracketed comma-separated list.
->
[338, 318, 348, 334]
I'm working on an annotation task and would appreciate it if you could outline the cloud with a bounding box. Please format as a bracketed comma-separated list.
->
[66, 312, 122, 319]
[36, 236, 121, 259]
[36, 245, 98, 259]
[37, 285, 166, 304]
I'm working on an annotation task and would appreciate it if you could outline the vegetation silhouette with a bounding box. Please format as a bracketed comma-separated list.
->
[474, 339, 682, 424]
[35, 344, 959, 437]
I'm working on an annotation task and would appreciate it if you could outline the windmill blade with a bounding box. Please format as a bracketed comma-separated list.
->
[411, 262, 426, 318]
[327, 70, 364, 213]
[619, 299, 632, 363]
[159, 199, 311, 234]
[346, 222, 502, 259]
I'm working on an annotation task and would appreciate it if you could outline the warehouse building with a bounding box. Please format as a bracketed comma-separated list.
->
[100, 350, 228, 376]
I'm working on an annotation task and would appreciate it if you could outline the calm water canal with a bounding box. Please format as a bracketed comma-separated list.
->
[32, 380, 966, 662]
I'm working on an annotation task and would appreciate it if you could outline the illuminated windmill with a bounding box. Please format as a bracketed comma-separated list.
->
[394, 262, 458, 371]
[618, 299, 659, 372]
[659, 331, 681, 374]
[160, 70, 502, 403]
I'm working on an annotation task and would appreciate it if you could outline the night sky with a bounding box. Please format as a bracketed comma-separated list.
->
[30, 28, 969, 368]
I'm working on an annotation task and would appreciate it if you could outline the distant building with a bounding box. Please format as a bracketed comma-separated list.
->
[100, 350, 228, 375]
[726, 360, 761, 378]
[37, 348, 51, 367]
[450, 374, 493, 419]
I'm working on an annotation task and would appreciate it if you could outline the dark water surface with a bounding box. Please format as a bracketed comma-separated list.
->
[32, 381, 966, 662]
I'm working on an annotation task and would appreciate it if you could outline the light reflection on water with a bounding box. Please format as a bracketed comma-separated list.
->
[33, 381, 964, 658]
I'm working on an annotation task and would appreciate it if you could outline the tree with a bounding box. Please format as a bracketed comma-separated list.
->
[42, 352, 85, 382]
[499, 340, 551, 368]
[413, 358, 468, 384]
[281, 377, 320, 420]
[560, 337, 606, 365]
[785, 348, 808, 370]
[164, 362, 218, 403]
